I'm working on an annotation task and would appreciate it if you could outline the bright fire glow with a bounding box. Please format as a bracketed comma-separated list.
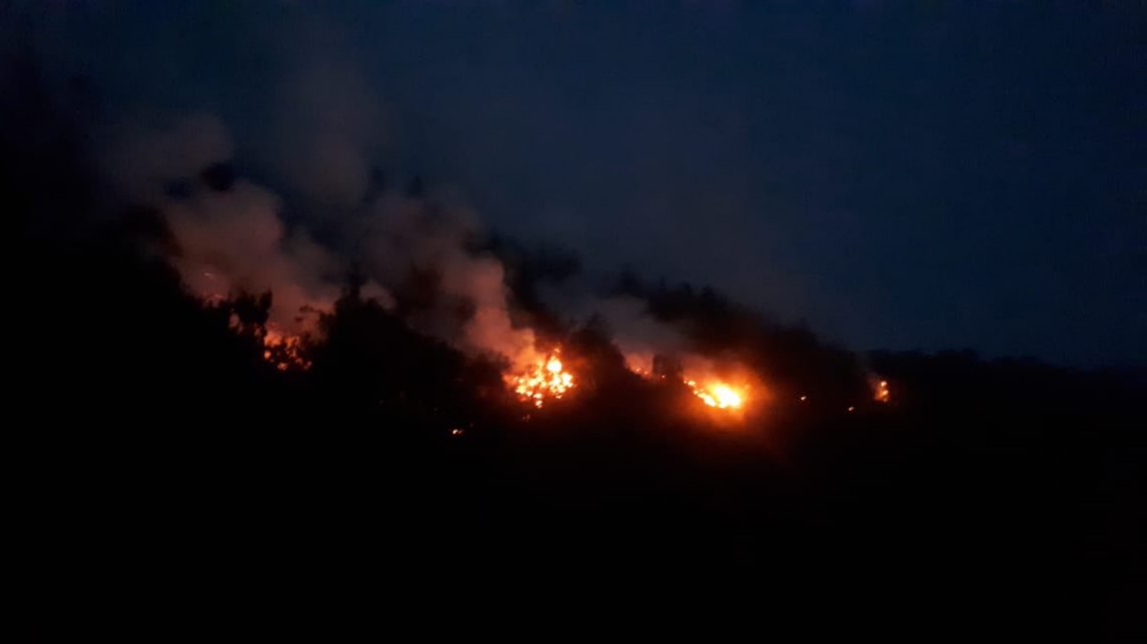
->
[263, 327, 312, 371]
[510, 350, 576, 408]
[874, 379, 891, 403]
[623, 352, 752, 413]
[686, 380, 746, 410]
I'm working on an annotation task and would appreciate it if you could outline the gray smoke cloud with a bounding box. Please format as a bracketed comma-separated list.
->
[102, 108, 538, 368]
[101, 112, 369, 334]
[542, 289, 688, 372]
[101, 113, 234, 203]
[259, 56, 390, 211]
[357, 190, 538, 366]
[164, 181, 346, 330]
[16, 3, 559, 370]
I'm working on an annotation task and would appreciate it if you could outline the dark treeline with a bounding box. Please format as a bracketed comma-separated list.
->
[9, 65, 1144, 640]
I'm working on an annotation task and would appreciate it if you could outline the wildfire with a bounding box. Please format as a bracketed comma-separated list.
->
[873, 378, 891, 403]
[262, 327, 312, 371]
[622, 352, 753, 413]
[686, 380, 747, 410]
[510, 350, 575, 408]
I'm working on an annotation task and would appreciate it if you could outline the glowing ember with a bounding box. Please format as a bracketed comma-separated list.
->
[262, 327, 312, 371]
[686, 380, 746, 410]
[510, 350, 576, 408]
[874, 379, 891, 403]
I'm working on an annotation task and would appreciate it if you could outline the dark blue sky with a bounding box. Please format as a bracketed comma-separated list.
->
[19, 1, 1146, 366]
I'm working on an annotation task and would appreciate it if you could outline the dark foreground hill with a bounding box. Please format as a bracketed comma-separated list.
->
[11, 224, 1144, 640]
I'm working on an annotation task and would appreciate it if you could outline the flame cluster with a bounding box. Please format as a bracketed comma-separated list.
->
[874, 379, 891, 403]
[624, 353, 750, 412]
[686, 380, 746, 410]
[511, 352, 575, 408]
[263, 328, 312, 371]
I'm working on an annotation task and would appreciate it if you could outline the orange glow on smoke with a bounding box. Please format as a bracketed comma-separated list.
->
[686, 379, 747, 410]
[510, 350, 576, 408]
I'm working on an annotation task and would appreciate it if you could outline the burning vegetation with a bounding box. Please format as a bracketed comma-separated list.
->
[81, 108, 885, 427]
[687, 380, 747, 410]
[873, 377, 891, 403]
[623, 353, 756, 414]
[510, 350, 576, 408]
[502, 344, 755, 414]
[104, 108, 862, 426]
[262, 327, 311, 372]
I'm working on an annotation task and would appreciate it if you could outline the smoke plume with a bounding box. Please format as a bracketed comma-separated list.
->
[104, 109, 542, 369]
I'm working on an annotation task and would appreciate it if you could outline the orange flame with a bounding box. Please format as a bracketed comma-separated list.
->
[510, 350, 576, 408]
[623, 352, 752, 413]
[262, 327, 312, 371]
[873, 378, 891, 403]
[686, 379, 747, 410]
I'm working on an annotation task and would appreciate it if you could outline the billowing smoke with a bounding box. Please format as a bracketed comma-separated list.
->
[358, 190, 538, 367]
[262, 59, 389, 211]
[101, 113, 370, 335]
[163, 181, 345, 332]
[102, 113, 234, 204]
[103, 110, 540, 370]
[586, 295, 689, 373]
[542, 287, 698, 373]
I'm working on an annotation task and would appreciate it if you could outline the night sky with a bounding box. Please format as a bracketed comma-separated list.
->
[15, 1, 1146, 366]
